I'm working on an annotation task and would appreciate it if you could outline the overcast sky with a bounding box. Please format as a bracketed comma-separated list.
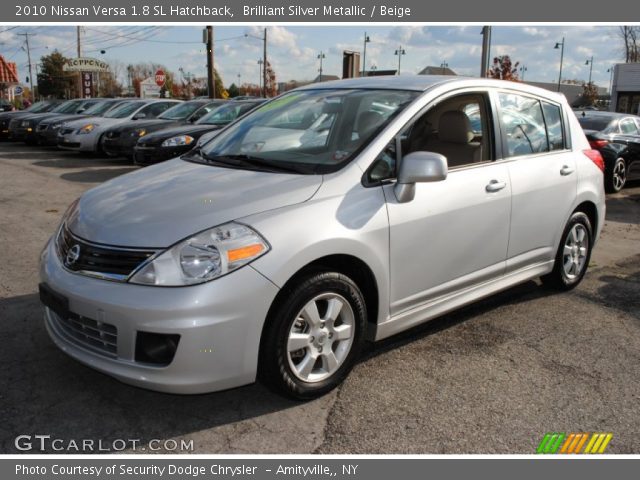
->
[0, 25, 626, 90]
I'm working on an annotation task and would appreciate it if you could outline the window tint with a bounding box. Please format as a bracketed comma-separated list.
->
[542, 102, 565, 150]
[620, 119, 639, 135]
[142, 102, 175, 118]
[499, 93, 548, 157]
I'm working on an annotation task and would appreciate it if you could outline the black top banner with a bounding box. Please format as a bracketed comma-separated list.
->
[5, 0, 640, 22]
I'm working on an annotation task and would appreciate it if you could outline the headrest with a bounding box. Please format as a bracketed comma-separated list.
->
[438, 111, 474, 144]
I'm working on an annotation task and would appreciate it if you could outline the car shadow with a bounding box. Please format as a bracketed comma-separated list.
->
[604, 188, 640, 225]
[0, 293, 303, 454]
[60, 168, 138, 183]
[364, 279, 555, 360]
[33, 156, 132, 169]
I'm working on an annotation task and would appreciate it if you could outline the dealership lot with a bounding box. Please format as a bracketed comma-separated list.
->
[0, 142, 639, 454]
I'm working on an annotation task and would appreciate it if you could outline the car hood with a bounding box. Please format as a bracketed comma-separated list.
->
[41, 113, 85, 123]
[63, 116, 125, 130]
[111, 118, 181, 133]
[139, 124, 220, 145]
[67, 158, 322, 247]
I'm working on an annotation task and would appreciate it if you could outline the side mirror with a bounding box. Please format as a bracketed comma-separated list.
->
[394, 151, 448, 203]
[133, 113, 146, 120]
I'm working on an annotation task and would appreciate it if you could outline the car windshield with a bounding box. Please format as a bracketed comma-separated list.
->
[196, 89, 418, 174]
[26, 102, 56, 113]
[82, 101, 122, 116]
[196, 103, 255, 125]
[158, 102, 204, 120]
[577, 115, 614, 132]
[51, 100, 84, 114]
[104, 102, 142, 118]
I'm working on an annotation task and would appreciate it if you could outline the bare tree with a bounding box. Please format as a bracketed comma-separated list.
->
[618, 26, 640, 63]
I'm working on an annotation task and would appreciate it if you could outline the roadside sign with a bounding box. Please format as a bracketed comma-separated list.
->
[155, 69, 166, 87]
[14, 85, 23, 95]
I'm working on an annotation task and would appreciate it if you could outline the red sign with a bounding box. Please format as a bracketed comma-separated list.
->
[155, 69, 166, 87]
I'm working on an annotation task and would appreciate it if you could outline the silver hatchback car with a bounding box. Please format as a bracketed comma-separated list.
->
[40, 76, 605, 399]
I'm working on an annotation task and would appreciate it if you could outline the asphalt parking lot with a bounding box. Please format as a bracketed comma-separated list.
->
[0, 142, 639, 454]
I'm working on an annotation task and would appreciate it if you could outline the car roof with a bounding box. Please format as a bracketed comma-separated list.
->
[295, 75, 567, 103]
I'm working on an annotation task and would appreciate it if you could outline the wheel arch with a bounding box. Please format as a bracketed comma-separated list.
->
[260, 254, 380, 353]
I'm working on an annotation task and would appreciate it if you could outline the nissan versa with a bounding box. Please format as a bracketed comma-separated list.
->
[40, 76, 605, 399]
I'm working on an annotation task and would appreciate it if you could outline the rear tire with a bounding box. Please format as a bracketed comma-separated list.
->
[259, 271, 366, 400]
[605, 157, 626, 193]
[541, 212, 593, 291]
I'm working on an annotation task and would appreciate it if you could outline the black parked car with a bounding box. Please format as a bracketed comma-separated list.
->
[133, 100, 265, 166]
[0, 99, 14, 112]
[35, 99, 128, 146]
[576, 111, 640, 193]
[0, 100, 62, 140]
[8, 99, 90, 142]
[101, 99, 225, 158]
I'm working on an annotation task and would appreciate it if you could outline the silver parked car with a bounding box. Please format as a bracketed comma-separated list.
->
[40, 76, 606, 399]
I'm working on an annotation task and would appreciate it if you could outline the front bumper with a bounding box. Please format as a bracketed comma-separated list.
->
[57, 132, 98, 152]
[134, 144, 189, 166]
[40, 237, 280, 394]
[37, 127, 62, 146]
[102, 135, 138, 158]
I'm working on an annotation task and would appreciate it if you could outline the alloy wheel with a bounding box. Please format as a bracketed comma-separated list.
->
[287, 293, 355, 383]
[562, 224, 589, 279]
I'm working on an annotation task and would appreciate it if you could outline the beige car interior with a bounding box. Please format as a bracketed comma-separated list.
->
[406, 93, 492, 169]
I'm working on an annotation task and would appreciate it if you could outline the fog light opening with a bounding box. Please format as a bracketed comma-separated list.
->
[135, 331, 180, 366]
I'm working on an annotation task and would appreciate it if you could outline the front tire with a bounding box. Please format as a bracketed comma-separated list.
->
[605, 157, 626, 193]
[259, 272, 367, 400]
[541, 212, 593, 291]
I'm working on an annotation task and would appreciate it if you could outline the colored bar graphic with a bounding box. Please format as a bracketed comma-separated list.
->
[537, 433, 612, 454]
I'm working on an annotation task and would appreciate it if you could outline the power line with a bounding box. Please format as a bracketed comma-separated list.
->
[84, 26, 200, 44]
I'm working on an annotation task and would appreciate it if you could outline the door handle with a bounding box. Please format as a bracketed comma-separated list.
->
[560, 165, 575, 176]
[486, 180, 507, 192]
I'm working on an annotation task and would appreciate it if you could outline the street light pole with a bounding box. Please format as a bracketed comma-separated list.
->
[317, 51, 325, 82]
[394, 45, 406, 75]
[585, 56, 594, 85]
[257, 59, 264, 94]
[362, 32, 370, 77]
[440, 61, 448, 75]
[519, 65, 528, 81]
[554, 37, 565, 93]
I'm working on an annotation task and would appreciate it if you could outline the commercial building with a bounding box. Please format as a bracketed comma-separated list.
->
[610, 63, 640, 115]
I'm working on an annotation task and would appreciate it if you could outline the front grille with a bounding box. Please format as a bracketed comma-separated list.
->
[37, 123, 48, 131]
[56, 225, 157, 280]
[51, 309, 118, 357]
[106, 131, 121, 139]
[8, 119, 19, 129]
[60, 127, 75, 135]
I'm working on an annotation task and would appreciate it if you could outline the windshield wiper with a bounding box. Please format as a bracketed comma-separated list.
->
[201, 154, 309, 174]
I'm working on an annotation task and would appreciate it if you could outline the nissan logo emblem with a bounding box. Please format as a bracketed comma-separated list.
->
[66, 244, 81, 266]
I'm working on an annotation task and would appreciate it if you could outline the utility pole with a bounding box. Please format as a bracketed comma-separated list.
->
[18, 33, 34, 101]
[262, 28, 268, 98]
[317, 52, 325, 82]
[205, 26, 215, 99]
[394, 46, 406, 75]
[480, 26, 491, 77]
[76, 26, 82, 98]
[362, 32, 370, 77]
[554, 37, 565, 93]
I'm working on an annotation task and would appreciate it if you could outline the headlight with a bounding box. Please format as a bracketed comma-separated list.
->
[161, 135, 194, 148]
[21, 120, 31, 127]
[77, 124, 97, 134]
[132, 128, 146, 138]
[51, 123, 61, 130]
[129, 222, 270, 286]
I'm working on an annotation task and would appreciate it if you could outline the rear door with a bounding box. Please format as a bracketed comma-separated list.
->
[496, 91, 577, 272]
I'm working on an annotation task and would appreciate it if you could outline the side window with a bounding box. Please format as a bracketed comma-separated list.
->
[142, 102, 173, 118]
[365, 92, 492, 184]
[541, 102, 565, 151]
[498, 93, 548, 157]
[620, 119, 639, 135]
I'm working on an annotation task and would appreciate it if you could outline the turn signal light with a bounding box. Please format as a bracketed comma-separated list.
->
[227, 244, 265, 263]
